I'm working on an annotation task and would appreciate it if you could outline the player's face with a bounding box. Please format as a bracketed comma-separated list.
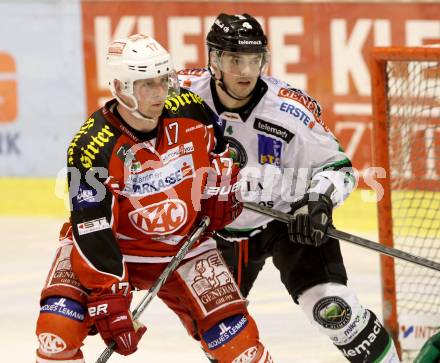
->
[133, 75, 169, 119]
[217, 52, 264, 98]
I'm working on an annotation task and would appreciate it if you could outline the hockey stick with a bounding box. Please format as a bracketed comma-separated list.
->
[95, 216, 211, 363]
[243, 202, 440, 272]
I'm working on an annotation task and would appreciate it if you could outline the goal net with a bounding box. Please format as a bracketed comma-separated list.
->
[371, 46, 440, 362]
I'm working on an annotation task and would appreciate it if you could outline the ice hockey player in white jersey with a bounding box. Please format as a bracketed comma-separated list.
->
[178, 13, 400, 363]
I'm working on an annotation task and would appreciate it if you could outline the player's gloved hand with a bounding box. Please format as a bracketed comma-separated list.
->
[288, 192, 333, 247]
[87, 294, 146, 355]
[201, 163, 243, 231]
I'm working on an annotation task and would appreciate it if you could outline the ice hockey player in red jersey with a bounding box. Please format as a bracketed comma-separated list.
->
[178, 13, 400, 363]
[35, 34, 273, 363]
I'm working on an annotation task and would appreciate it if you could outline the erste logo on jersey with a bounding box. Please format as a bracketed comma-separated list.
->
[123, 154, 195, 196]
[278, 87, 330, 132]
[129, 199, 188, 235]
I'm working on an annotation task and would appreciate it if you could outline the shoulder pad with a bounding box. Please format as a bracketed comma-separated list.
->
[276, 87, 330, 133]
[263, 75, 290, 88]
[177, 68, 210, 89]
[67, 112, 118, 170]
[177, 68, 208, 77]
[164, 88, 214, 126]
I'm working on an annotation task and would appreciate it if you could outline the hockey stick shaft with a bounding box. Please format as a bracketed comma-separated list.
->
[243, 202, 440, 272]
[95, 216, 211, 363]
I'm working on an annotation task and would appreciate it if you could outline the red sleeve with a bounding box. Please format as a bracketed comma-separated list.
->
[67, 118, 128, 295]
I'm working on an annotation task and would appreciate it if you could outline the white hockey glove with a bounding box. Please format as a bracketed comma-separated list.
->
[288, 192, 333, 247]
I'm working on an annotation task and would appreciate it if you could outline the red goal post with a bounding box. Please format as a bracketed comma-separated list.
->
[371, 46, 440, 361]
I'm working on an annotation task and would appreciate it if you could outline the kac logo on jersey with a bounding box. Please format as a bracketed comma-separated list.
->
[257, 134, 282, 167]
[128, 199, 188, 235]
[38, 333, 66, 354]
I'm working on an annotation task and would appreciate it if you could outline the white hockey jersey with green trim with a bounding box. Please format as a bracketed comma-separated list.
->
[178, 69, 355, 231]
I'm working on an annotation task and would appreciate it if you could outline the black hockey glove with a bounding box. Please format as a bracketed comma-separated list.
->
[288, 192, 333, 247]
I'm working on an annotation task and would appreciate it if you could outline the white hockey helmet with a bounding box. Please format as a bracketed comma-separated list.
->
[106, 34, 179, 117]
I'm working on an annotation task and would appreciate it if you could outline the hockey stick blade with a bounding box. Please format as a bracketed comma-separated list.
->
[243, 202, 440, 272]
[95, 216, 211, 363]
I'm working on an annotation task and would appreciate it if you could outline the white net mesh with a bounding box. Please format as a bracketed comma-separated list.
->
[385, 56, 440, 361]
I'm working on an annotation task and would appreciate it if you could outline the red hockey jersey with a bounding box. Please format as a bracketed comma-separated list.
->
[64, 89, 229, 292]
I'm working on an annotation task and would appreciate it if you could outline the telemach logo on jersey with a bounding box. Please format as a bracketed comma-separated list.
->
[177, 250, 242, 315]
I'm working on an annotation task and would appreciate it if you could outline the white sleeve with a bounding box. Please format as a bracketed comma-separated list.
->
[308, 169, 356, 207]
[283, 114, 356, 207]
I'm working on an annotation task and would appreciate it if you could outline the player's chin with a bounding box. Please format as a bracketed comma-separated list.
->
[149, 102, 165, 114]
[233, 84, 253, 98]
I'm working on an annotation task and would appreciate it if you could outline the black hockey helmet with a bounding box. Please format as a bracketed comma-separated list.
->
[206, 13, 268, 53]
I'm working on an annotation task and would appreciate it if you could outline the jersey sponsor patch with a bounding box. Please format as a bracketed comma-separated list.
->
[278, 87, 322, 117]
[67, 118, 95, 166]
[220, 111, 242, 123]
[45, 244, 85, 292]
[279, 102, 315, 129]
[202, 314, 249, 350]
[40, 297, 86, 322]
[177, 68, 206, 77]
[232, 346, 259, 362]
[108, 41, 126, 55]
[71, 183, 100, 211]
[123, 154, 195, 196]
[77, 217, 110, 235]
[253, 118, 294, 143]
[336, 308, 370, 345]
[339, 315, 390, 360]
[176, 250, 243, 316]
[80, 124, 115, 169]
[128, 199, 188, 235]
[116, 143, 135, 166]
[165, 92, 204, 114]
[313, 296, 352, 330]
[278, 87, 330, 132]
[224, 136, 247, 168]
[257, 134, 282, 167]
[160, 142, 194, 164]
